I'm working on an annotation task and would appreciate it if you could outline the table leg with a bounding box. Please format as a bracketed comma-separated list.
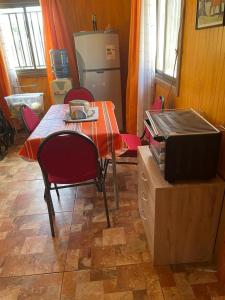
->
[111, 150, 119, 209]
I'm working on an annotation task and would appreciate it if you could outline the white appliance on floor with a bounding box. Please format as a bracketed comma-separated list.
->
[51, 78, 73, 104]
[74, 31, 123, 129]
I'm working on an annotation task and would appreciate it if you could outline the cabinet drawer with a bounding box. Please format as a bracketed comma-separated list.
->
[139, 186, 155, 220]
[139, 206, 154, 254]
[138, 166, 155, 215]
[138, 146, 225, 265]
[138, 151, 156, 254]
[138, 159, 155, 200]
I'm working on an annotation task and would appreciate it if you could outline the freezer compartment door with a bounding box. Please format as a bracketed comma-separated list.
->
[82, 69, 123, 130]
[74, 32, 120, 70]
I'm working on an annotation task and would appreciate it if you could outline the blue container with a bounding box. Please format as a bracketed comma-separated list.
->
[50, 49, 70, 78]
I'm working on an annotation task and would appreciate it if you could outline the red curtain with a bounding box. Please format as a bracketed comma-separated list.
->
[0, 46, 12, 122]
[125, 0, 141, 134]
[40, 0, 79, 108]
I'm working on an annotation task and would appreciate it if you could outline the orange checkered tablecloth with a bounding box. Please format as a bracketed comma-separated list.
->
[19, 101, 124, 160]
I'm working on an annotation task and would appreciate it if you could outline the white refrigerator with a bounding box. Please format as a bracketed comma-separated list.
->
[74, 31, 123, 129]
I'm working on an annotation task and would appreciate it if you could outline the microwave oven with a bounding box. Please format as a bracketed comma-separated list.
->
[144, 109, 221, 183]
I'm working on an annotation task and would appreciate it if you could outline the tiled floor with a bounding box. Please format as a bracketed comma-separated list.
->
[0, 135, 225, 299]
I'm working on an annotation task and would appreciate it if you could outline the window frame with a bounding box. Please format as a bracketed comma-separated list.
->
[155, 0, 185, 95]
[0, 0, 46, 76]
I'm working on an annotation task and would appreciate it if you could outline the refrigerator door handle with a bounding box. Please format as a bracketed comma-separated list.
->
[96, 70, 104, 73]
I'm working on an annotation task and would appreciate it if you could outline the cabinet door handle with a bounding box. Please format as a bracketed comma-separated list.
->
[140, 209, 148, 221]
[141, 173, 148, 182]
[141, 192, 148, 202]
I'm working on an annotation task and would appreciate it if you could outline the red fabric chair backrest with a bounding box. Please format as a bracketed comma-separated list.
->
[21, 105, 40, 133]
[151, 96, 164, 111]
[64, 87, 94, 104]
[37, 131, 99, 184]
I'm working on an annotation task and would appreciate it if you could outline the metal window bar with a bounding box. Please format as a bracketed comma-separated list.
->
[7, 12, 33, 69]
[37, 10, 46, 68]
[7, 14, 21, 68]
[15, 13, 29, 67]
[156, 0, 181, 79]
[29, 15, 40, 66]
[156, 0, 167, 75]
[26, 9, 45, 68]
[1, 7, 45, 70]
[163, 0, 168, 75]
[38, 12, 46, 67]
[36, 11, 45, 58]
[24, 9, 38, 69]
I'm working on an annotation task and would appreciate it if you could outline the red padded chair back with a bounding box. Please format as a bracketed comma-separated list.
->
[151, 96, 164, 111]
[37, 131, 99, 184]
[21, 105, 40, 133]
[64, 87, 94, 104]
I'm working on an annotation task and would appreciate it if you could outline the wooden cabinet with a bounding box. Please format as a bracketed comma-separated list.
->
[138, 146, 225, 265]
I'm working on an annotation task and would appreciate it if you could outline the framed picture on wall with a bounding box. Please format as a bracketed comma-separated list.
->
[196, 0, 225, 29]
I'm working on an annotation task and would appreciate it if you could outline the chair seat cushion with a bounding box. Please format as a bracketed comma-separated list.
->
[48, 172, 96, 184]
[120, 134, 141, 157]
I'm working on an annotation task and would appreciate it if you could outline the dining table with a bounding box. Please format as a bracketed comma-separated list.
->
[19, 101, 125, 208]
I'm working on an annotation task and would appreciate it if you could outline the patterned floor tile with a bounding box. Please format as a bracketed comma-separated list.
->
[117, 263, 156, 291]
[0, 273, 62, 300]
[187, 269, 218, 285]
[206, 282, 225, 297]
[191, 283, 211, 299]
[61, 270, 90, 300]
[0, 134, 225, 300]
[133, 290, 149, 300]
[104, 291, 134, 300]
[75, 280, 104, 300]
[0, 180, 76, 218]
[173, 272, 196, 299]
[103, 227, 126, 246]
[162, 286, 182, 299]
[146, 275, 164, 299]
[20, 235, 48, 254]
[155, 266, 176, 288]
[0, 213, 72, 277]
[65, 249, 80, 271]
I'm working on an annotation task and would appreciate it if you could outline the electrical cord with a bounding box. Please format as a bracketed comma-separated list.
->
[165, 50, 178, 108]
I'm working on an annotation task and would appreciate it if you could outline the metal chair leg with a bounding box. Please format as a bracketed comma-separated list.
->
[44, 187, 47, 202]
[111, 150, 119, 209]
[102, 181, 110, 228]
[103, 159, 109, 180]
[48, 191, 55, 216]
[100, 158, 104, 169]
[54, 184, 60, 198]
[45, 189, 55, 237]
[95, 179, 102, 192]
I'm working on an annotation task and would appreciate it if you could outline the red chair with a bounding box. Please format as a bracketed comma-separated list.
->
[64, 87, 94, 104]
[37, 130, 110, 237]
[21, 104, 60, 198]
[120, 96, 164, 158]
[104, 96, 164, 175]
[21, 104, 40, 134]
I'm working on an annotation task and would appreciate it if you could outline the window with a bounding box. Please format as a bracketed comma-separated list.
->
[156, 0, 182, 80]
[0, 5, 45, 72]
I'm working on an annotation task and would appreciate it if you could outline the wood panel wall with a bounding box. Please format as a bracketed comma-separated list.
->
[156, 0, 225, 179]
[176, 0, 225, 124]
